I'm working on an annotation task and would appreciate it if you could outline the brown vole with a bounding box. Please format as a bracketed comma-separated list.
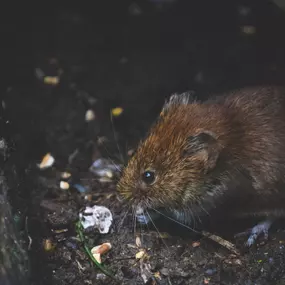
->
[117, 86, 285, 245]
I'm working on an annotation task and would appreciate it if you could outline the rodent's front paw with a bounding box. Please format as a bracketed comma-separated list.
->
[234, 218, 273, 247]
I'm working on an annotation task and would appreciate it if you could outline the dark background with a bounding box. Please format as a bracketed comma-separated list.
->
[2, 1, 285, 284]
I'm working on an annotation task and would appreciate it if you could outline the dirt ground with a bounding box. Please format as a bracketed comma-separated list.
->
[3, 0, 285, 284]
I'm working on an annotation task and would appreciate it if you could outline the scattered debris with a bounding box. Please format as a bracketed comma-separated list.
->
[61, 171, 71, 179]
[204, 277, 210, 284]
[135, 250, 146, 260]
[38, 153, 55, 169]
[91, 243, 112, 263]
[111, 107, 124, 117]
[79, 205, 113, 234]
[140, 259, 153, 283]
[60, 181, 70, 190]
[202, 231, 240, 256]
[75, 222, 116, 280]
[224, 255, 242, 266]
[43, 76, 60, 86]
[43, 238, 56, 252]
[89, 158, 121, 178]
[51, 228, 69, 234]
[73, 183, 88, 194]
[85, 109, 96, 121]
[240, 25, 256, 35]
[192, 241, 201, 248]
[136, 236, 142, 248]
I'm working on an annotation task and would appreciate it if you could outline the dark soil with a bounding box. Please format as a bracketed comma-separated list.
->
[3, 0, 285, 284]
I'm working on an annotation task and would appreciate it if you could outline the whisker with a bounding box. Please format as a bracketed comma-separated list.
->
[110, 111, 125, 164]
[199, 203, 210, 218]
[146, 210, 169, 250]
[189, 207, 200, 227]
[150, 207, 200, 234]
[131, 206, 136, 236]
[96, 137, 123, 173]
[134, 207, 137, 238]
[117, 205, 131, 232]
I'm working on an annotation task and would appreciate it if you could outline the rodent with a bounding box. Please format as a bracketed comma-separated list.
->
[117, 86, 285, 230]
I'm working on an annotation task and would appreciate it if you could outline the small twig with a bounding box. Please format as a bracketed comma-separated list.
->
[201, 230, 240, 256]
[75, 258, 85, 272]
[25, 216, 33, 250]
[167, 277, 173, 285]
[68, 148, 79, 164]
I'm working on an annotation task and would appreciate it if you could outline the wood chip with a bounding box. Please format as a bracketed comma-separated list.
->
[38, 153, 55, 169]
[202, 231, 240, 256]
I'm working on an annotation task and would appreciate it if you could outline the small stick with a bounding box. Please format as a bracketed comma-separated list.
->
[201, 231, 241, 256]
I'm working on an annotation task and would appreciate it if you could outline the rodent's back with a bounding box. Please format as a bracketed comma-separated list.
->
[216, 86, 285, 194]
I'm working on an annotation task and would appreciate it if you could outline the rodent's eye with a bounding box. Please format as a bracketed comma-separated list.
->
[142, 170, 156, 185]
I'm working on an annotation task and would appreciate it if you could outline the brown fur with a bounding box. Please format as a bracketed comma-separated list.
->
[117, 86, 285, 224]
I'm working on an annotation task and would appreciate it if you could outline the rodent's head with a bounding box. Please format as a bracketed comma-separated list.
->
[117, 92, 226, 213]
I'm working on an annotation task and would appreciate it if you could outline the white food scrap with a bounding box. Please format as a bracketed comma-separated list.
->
[79, 205, 113, 234]
[85, 109, 96, 121]
[60, 181, 70, 190]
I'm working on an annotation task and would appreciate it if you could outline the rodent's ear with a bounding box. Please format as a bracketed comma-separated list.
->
[160, 91, 196, 116]
[184, 131, 219, 172]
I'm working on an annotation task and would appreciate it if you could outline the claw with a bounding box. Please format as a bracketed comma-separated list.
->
[235, 219, 273, 247]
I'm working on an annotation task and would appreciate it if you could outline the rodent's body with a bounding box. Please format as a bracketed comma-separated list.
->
[118, 86, 285, 226]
